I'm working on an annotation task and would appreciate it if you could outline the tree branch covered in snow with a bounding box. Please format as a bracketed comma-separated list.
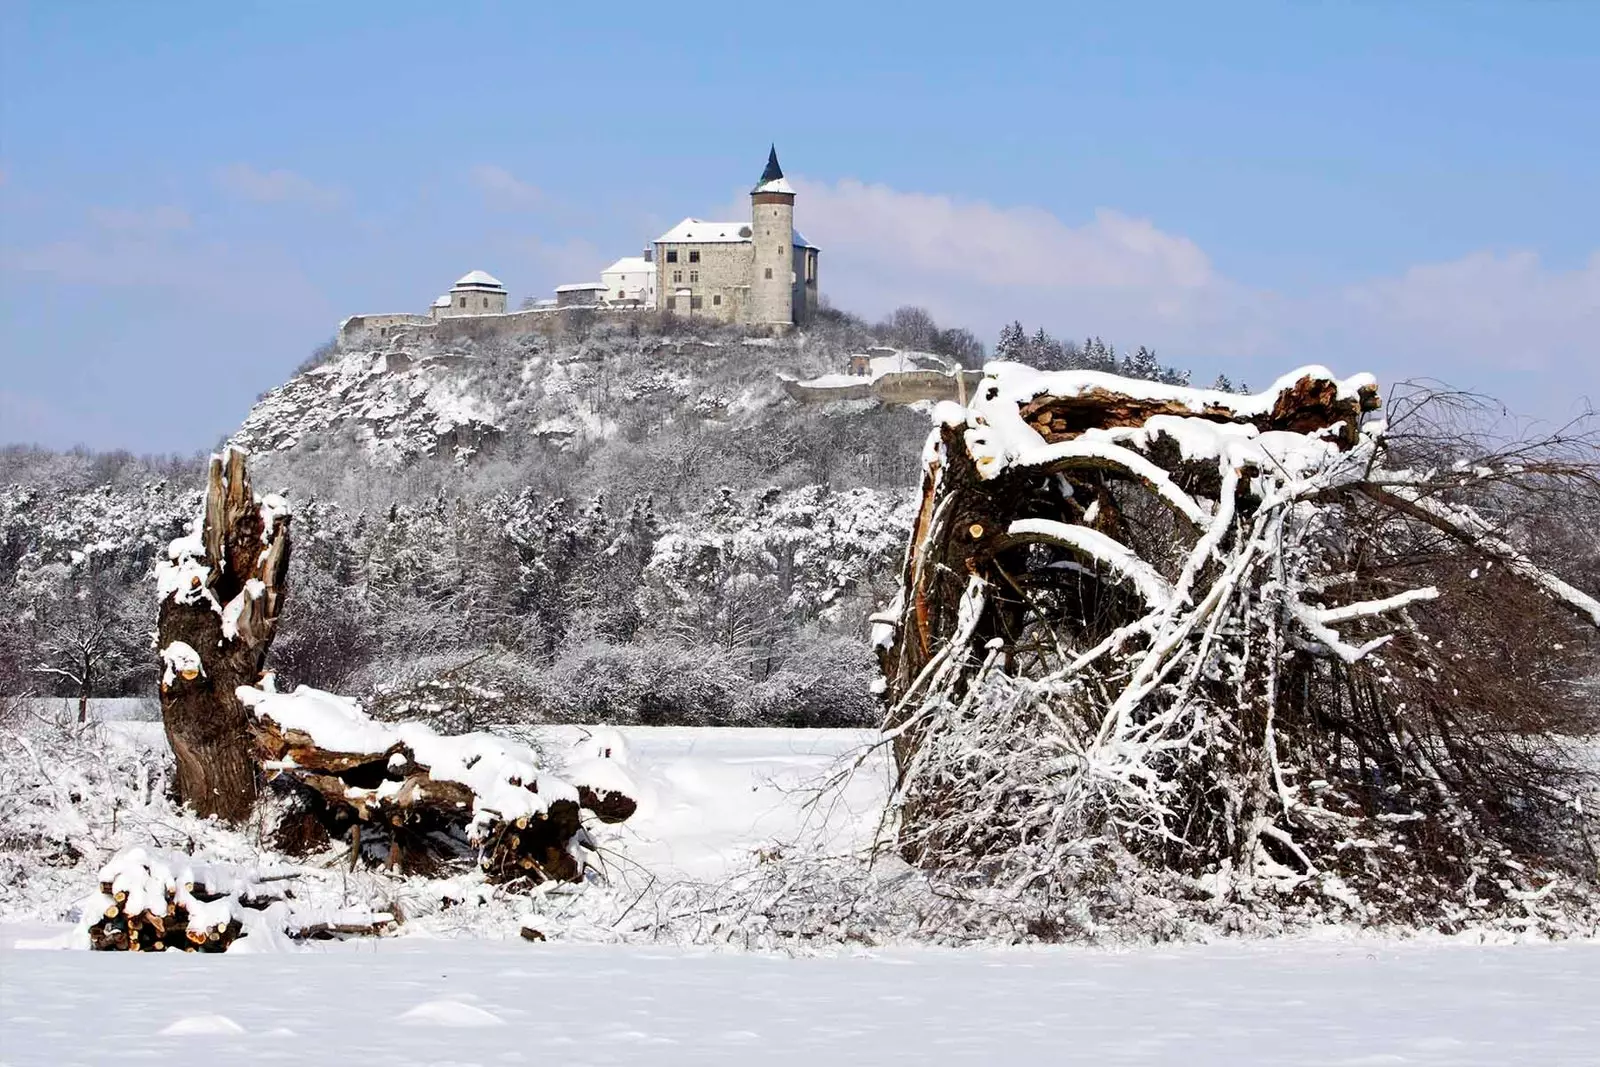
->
[876, 364, 1600, 937]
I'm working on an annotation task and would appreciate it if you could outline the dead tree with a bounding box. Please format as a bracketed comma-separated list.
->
[156, 448, 290, 822]
[875, 364, 1600, 933]
[244, 684, 636, 883]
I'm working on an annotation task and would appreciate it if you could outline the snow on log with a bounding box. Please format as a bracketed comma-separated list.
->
[243, 685, 636, 883]
[79, 847, 392, 952]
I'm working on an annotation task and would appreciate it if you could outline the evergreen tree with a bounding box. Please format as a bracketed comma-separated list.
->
[995, 321, 1028, 360]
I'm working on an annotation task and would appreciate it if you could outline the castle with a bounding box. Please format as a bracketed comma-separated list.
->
[615, 146, 819, 327]
[338, 147, 818, 348]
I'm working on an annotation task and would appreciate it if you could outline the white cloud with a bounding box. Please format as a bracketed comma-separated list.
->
[1337, 250, 1600, 374]
[215, 163, 341, 207]
[796, 178, 1213, 292]
[470, 165, 543, 210]
[787, 176, 1598, 419]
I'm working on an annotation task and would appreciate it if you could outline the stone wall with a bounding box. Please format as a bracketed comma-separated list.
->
[791, 245, 819, 324]
[748, 192, 794, 327]
[435, 290, 508, 317]
[339, 313, 433, 347]
[658, 241, 751, 324]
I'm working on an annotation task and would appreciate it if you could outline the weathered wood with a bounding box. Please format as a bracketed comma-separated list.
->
[158, 448, 291, 822]
[253, 718, 632, 884]
[1015, 372, 1379, 449]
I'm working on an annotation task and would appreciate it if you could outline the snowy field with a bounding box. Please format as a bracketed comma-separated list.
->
[4, 930, 1599, 1065]
[3, 715, 1599, 1064]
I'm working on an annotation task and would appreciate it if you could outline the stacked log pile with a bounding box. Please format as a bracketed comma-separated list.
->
[83, 847, 394, 953]
[244, 685, 637, 883]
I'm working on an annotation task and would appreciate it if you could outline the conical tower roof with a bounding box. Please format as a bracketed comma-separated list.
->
[760, 145, 783, 184]
[752, 144, 795, 196]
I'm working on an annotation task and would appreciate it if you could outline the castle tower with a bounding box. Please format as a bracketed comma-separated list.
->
[748, 145, 796, 329]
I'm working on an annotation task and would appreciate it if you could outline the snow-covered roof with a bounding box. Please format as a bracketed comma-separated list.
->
[602, 256, 653, 275]
[753, 176, 796, 196]
[451, 270, 505, 291]
[655, 218, 752, 244]
[554, 282, 607, 292]
[432, 295, 451, 308]
[655, 218, 816, 250]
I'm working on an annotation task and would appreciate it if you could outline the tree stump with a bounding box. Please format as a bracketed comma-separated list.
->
[156, 448, 290, 822]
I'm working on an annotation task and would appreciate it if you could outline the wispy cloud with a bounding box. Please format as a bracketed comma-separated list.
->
[470, 164, 543, 210]
[789, 176, 1598, 418]
[215, 163, 341, 207]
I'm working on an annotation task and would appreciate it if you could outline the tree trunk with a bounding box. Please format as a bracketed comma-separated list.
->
[157, 448, 291, 822]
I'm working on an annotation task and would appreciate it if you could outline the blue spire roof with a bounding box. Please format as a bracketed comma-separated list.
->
[759, 145, 784, 184]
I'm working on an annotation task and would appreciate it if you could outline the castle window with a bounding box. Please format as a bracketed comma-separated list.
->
[764, 268, 773, 280]
[665, 250, 678, 263]
[482, 298, 489, 308]
[689, 271, 699, 283]
[666, 296, 676, 310]
[458, 296, 467, 307]
[689, 250, 700, 263]
[690, 296, 703, 310]
[617, 291, 625, 300]
[672, 271, 682, 283]
[713, 294, 721, 306]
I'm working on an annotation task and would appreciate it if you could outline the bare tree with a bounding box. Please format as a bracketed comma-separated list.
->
[21, 564, 142, 722]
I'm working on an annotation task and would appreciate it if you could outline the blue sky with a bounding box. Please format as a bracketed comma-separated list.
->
[2, 1, 1596, 453]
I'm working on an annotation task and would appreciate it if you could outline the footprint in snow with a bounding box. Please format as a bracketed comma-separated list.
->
[398, 1000, 506, 1028]
[159, 1014, 246, 1036]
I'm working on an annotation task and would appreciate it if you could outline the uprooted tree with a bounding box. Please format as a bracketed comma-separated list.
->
[875, 364, 1600, 935]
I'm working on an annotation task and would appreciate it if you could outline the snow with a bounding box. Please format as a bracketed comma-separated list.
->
[158, 1014, 247, 1036]
[158, 641, 202, 686]
[240, 684, 394, 755]
[601, 255, 652, 275]
[753, 175, 796, 195]
[1006, 518, 1175, 609]
[396, 999, 506, 1027]
[3, 721, 1599, 1061]
[241, 684, 587, 834]
[985, 360, 1375, 419]
[451, 269, 505, 290]
[4, 931, 1598, 1065]
[545, 725, 887, 881]
[656, 217, 751, 243]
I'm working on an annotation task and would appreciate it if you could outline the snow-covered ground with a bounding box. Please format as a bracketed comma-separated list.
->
[4, 930, 1598, 1065]
[4, 715, 1598, 1064]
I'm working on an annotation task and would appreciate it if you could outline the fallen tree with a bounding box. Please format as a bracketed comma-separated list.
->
[875, 363, 1600, 936]
[246, 684, 636, 883]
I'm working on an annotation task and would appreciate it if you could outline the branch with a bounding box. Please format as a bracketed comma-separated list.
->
[1359, 484, 1600, 628]
[994, 518, 1175, 610]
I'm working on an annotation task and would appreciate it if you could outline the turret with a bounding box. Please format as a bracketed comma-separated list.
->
[748, 145, 796, 329]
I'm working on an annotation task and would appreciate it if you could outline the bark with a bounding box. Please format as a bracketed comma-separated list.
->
[252, 714, 635, 883]
[158, 448, 291, 822]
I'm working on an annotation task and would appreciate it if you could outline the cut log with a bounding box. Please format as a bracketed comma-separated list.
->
[244, 685, 637, 884]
